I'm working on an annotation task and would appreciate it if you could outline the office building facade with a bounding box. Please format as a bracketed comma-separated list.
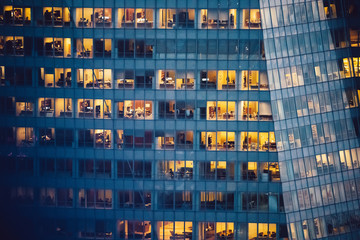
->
[0, 0, 358, 239]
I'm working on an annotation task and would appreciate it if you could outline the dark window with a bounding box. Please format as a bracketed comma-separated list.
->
[117, 160, 151, 179]
[55, 129, 73, 147]
[78, 129, 94, 147]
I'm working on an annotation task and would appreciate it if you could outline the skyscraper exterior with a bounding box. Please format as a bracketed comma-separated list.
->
[0, 0, 358, 240]
[260, 0, 360, 239]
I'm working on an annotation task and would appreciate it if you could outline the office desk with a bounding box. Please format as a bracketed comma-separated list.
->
[181, 83, 194, 89]
[20, 110, 33, 116]
[104, 112, 111, 118]
[79, 50, 91, 58]
[95, 19, 111, 27]
[137, 22, 153, 28]
[78, 19, 89, 27]
[53, 18, 63, 26]
[117, 79, 134, 89]
[60, 111, 72, 117]
[221, 112, 235, 119]
[122, 22, 135, 28]
[79, 112, 94, 118]
[259, 114, 272, 121]
[118, 83, 134, 89]
[222, 84, 236, 89]
[15, 47, 24, 55]
[77, 81, 84, 88]
[54, 48, 64, 56]
[39, 110, 54, 117]
[21, 139, 34, 146]
[163, 142, 175, 149]
[159, 83, 175, 89]
[86, 82, 94, 88]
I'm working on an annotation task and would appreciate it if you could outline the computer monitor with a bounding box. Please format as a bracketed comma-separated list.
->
[54, 41, 61, 48]
[14, 9, 22, 16]
[15, 39, 22, 47]
[54, 10, 61, 18]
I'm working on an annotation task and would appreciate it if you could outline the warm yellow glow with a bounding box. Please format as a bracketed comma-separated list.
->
[229, 9, 236, 28]
[16, 127, 34, 146]
[76, 38, 93, 58]
[64, 38, 71, 57]
[159, 9, 176, 29]
[158, 70, 175, 89]
[157, 221, 192, 240]
[217, 70, 236, 90]
[243, 9, 261, 29]
[76, 8, 93, 27]
[241, 70, 259, 90]
[350, 29, 360, 47]
[248, 223, 258, 239]
[248, 162, 257, 171]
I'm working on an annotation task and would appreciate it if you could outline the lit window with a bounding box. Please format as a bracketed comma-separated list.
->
[39, 68, 71, 87]
[323, 2, 337, 19]
[43, 37, 71, 57]
[175, 71, 195, 89]
[240, 70, 259, 90]
[4, 36, 24, 56]
[156, 131, 175, 150]
[242, 162, 258, 181]
[350, 29, 360, 47]
[118, 8, 135, 28]
[0, 37, 4, 56]
[200, 131, 235, 151]
[156, 221, 192, 240]
[158, 70, 175, 89]
[16, 100, 33, 117]
[207, 101, 236, 120]
[123, 100, 153, 119]
[16, 127, 34, 147]
[94, 130, 112, 149]
[2, 6, 31, 25]
[200, 70, 217, 89]
[242, 9, 261, 29]
[158, 160, 193, 180]
[76, 38, 93, 58]
[55, 68, 71, 87]
[118, 220, 151, 239]
[76, 8, 93, 27]
[159, 9, 176, 29]
[94, 8, 112, 27]
[77, 99, 111, 119]
[78, 99, 93, 118]
[38, 98, 54, 117]
[248, 223, 277, 240]
[217, 70, 236, 90]
[216, 222, 234, 238]
[239, 101, 258, 120]
[199, 9, 236, 29]
[77, 69, 112, 89]
[135, 9, 154, 28]
[55, 98, 72, 118]
[42, 7, 70, 26]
